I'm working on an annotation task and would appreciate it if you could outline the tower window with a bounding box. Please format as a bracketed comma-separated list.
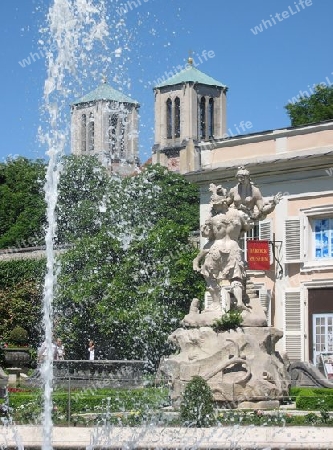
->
[200, 97, 206, 139]
[166, 98, 172, 139]
[208, 98, 214, 138]
[88, 112, 94, 151]
[174, 97, 180, 138]
[108, 114, 118, 155]
[81, 114, 86, 152]
[120, 120, 126, 158]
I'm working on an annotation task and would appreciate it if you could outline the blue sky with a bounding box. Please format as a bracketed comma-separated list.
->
[0, 0, 332, 165]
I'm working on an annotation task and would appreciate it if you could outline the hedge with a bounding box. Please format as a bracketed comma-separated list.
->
[294, 387, 333, 410]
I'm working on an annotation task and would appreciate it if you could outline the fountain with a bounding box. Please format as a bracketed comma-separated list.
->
[38, 1, 113, 449]
[159, 168, 291, 409]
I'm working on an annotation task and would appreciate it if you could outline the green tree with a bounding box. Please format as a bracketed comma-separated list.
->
[285, 85, 333, 126]
[0, 157, 46, 249]
[55, 163, 205, 367]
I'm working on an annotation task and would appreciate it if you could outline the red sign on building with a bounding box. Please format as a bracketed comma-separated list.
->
[247, 240, 270, 271]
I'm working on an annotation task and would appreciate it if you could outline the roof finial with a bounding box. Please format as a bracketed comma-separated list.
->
[101, 74, 107, 84]
[188, 50, 193, 66]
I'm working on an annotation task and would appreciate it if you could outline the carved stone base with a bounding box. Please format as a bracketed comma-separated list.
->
[159, 326, 290, 408]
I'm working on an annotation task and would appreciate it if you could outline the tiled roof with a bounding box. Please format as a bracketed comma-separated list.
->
[72, 83, 138, 105]
[154, 65, 226, 88]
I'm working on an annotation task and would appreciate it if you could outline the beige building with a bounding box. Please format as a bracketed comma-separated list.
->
[152, 64, 333, 369]
[71, 80, 140, 176]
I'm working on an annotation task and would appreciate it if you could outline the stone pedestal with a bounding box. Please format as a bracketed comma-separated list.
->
[7, 367, 21, 386]
[159, 326, 290, 408]
[3, 348, 30, 368]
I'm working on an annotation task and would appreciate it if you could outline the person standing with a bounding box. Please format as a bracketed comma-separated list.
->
[88, 340, 95, 360]
[55, 338, 65, 360]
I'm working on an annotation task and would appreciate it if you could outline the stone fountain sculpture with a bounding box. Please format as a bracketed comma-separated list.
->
[159, 167, 290, 409]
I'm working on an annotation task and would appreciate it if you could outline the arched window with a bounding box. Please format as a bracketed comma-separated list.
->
[200, 97, 206, 139]
[108, 114, 118, 155]
[120, 120, 126, 158]
[166, 98, 172, 139]
[81, 114, 86, 152]
[174, 97, 180, 138]
[88, 112, 94, 151]
[208, 98, 214, 138]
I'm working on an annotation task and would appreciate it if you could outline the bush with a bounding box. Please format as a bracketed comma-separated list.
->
[212, 309, 243, 332]
[295, 387, 333, 411]
[179, 376, 216, 427]
[9, 387, 169, 425]
[9, 326, 28, 346]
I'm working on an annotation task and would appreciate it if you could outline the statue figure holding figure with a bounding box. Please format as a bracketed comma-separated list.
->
[193, 183, 250, 311]
[191, 167, 282, 319]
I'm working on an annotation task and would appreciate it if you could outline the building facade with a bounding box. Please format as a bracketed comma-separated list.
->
[71, 81, 140, 176]
[152, 65, 333, 368]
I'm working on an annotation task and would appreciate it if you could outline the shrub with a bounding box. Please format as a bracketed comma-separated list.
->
[9, 326, 28, 346]
[9, 387, 169, 425]
[212, 309, 243, 332]
[295, 387, 333, 411]
[179, 376, 216, 427]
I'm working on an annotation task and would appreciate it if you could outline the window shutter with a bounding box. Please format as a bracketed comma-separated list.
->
[259, 289, 271, 326]
[284, 217, 302, 263]
[259, 219, 273, 265]
[284, 290, 302, 362]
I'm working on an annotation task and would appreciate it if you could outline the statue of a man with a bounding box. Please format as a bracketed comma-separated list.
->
[228, 166, 282, 221]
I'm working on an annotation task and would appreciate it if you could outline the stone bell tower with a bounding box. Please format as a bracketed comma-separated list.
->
[71, 79, 140, 176]
[152, 58, 228, 173]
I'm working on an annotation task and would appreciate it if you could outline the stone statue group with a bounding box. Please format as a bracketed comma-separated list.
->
[158, 167, 290, 408]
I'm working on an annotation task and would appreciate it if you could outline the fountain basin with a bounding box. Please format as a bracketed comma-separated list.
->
[29, 360, 149, 389]
[0, 425, 332, 449]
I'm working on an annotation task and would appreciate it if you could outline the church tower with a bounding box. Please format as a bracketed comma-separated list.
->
[152, 58, 227, 173]
[71, 80, 140, 176]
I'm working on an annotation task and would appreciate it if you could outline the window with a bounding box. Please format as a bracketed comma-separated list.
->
[88, 112, 94, 151]
[208, 98, 214, 138]
[287, 204, 333, 270]
[199, 97, 206, 139]
[119, 120, 126, 158]
[174, 97, 180, 138]
[240, 219, 273, 267]
[239, 222, 260, 261]
[166, 98, 172, 139]
[81, 114, 86, 152]
[108, 114, 118, 155]
[313, 218, 333, 259]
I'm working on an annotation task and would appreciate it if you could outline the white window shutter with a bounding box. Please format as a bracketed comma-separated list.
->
[259, 289, 271, 326]
[284, 217, 302, 263]
[259, 219, 273, 265]
[284, 290, 302, 362]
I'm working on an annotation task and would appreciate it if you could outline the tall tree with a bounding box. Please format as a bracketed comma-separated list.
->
[285, 85, 333, 126]
[55, 162, 205, 367]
